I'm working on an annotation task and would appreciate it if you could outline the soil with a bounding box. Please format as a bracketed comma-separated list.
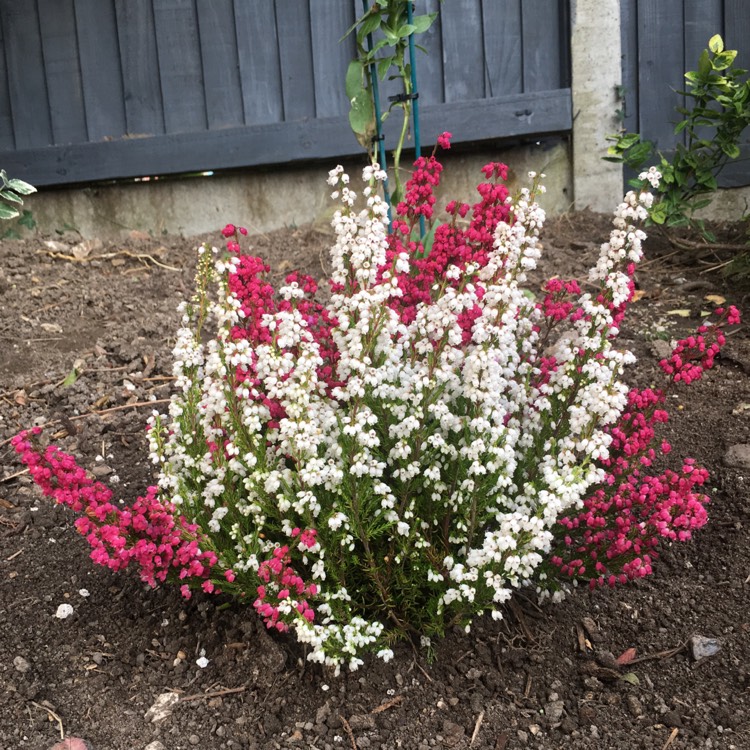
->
[1, 211, 750, 750]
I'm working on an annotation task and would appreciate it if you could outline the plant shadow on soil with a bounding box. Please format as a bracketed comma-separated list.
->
[1, 213, 749, 750]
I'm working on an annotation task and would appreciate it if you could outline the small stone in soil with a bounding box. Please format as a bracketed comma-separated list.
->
[144, 692, 179, 723]
[689, 634, 722, 661]
[626, 695, 644, 717]
[48, 739, 94, 750]
[13, 655, 31, 673]
[143, 743, 166, 750]
[724, 444, 750, 470]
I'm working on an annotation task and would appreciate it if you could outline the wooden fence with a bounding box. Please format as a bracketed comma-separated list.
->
[620, 0, 750, 188]
[0, 0, 571, 187]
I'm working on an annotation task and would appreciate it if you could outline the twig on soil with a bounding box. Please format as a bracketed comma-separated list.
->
[699, 258, 734, 275]
[626, 641, 687, 666]
[509, 598, 537, 643]
[69, 398, 171, 420]
[470, 710, 485, 747]
[0, 468, 28, 483]
[371, 695, 403, 714]
[668, 236, 749, 254]
[179, 684, 248, 703]
[5, 547, 23, 561]
[30, 701, 64, 739]
[339, 715, 358, 750]
[661, 727, 679, 750]
[44, 248, 181, 271]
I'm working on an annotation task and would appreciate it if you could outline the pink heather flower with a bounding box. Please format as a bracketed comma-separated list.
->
[224, 569, 236, 582]
[221, 223, 236, 238]
[437, 131, 452, 150]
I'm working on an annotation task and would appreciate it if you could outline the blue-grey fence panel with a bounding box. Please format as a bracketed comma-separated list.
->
[1, 2, 52, 150]
[620, 0, 749, 188]
[0, 12, 14, 150]
[482, 0, 523, 98]
[115, 0, 165, 136]
[0, 0, 572, 187]
[38, 0, 88, 146]
[234, 0, 284, 126]
[196, 1, 245, 130]
[153, 0, 207, 134]
[74, 0, 127, 143]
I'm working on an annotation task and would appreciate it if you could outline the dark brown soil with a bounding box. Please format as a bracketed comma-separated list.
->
[1, 213, 749, 750]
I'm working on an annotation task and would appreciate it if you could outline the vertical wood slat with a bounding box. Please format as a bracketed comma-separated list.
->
[37, 0, 87, 145]
[196, 0, 244, 129]
[74, 0, 126, 142]
[234, 0, 283, 125]
[0, 11, 15, 149]
[0, 1, 52, 148]
[276, 0, 315, 121]
[311, 1, 354, 118]
[619, 0, 639, 137]
[414, 0, 444, 106]
[115, 0, 165, 136]
[637, 0, 684, 150]
[522, 0, 564, 92]
[440, 0, 484, 103]
[153, 0, 206, 134]
[684, 0, 722, 72]
[482, 0, 522, 98]
[723, 0, 750, 51]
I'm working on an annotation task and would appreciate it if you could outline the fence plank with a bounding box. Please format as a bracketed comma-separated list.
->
[234, 0, 283, 125]
[1, 2, 52, 148]
[153, 0, 207, 134]
[684, 0, 721, 72]
[482, 0, 522, 98]
[115, 0, 165, 136]
[37, 0, 87, 145]
[724, 0, 750, 52]
[196, 0, 243, 129]
[522, 0, 564, 92]
[0, 13, 15, 149]
[619, 0, 639, 136]
[74, 0, 126, 142]
[441, 0, 484, 102]
[311, 1, 354, 118]
[414, 0, 444, 106]
[0, 89, 572, 186]
[276, 0, 315, 121]
[637, 0, 684, 150]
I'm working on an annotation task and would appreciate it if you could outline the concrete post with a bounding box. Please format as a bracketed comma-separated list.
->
[570, 0, 624, 211]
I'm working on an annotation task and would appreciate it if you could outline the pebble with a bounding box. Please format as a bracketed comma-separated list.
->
[13, 655, 31, 673]
[144, 692, 179, 723]
[689, 634, 722, 661]
[626, 695, 644, 717]
[347, 713, 375, 731]
[55, 603, 75, 619]
[92, 464, 113, 477]
[189, 735, 200, 745]
[143, 743, 166, 750]
[724, 444, 750, 470]
[48, 740, 94, 750]
[545, 700, 565, 726]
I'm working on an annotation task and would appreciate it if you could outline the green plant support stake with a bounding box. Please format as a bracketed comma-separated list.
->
[406, 0, 426, 239]
[362, 0, 392, 225]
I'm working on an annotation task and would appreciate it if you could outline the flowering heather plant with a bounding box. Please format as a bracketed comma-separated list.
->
[13, 144, 739, 672]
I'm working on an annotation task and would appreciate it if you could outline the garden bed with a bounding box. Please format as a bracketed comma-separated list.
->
[1, 212, 749, 750]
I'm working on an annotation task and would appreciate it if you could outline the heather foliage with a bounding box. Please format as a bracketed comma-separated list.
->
[14, 145, 738, 672]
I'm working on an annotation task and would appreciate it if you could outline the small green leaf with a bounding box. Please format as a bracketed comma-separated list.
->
[356, 11, 381, 42]
[709, 34, 724, 54]
[621, 672, 640, 686]
[697, 49, 712, 77]
[62, 368, 80, 387]
[348, 89, 375, 136]
[6, 178, 36, 195]
[410, 12, 437, 34]
[650, 203, 668, 225]
[377, 56, 392, 80]
[345, 60, 364, 100]
[395, 23, 416, 38]
[0, 189, 23, 204]
[18, 209, 36, 230]
[0, 203, 20, 220]
[721, 142, 741, 159]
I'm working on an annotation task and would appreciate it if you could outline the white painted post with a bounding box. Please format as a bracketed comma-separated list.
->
[570, 0, 624, 211]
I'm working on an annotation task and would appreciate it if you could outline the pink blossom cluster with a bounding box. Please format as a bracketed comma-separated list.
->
[551, 386, 711, 588]
[253, 541, 318, 632]
[11, 428, 217, 597]
[660, 305, 740, 383]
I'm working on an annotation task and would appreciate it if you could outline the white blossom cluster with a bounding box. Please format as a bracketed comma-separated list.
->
[147, 166, 654, 669]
